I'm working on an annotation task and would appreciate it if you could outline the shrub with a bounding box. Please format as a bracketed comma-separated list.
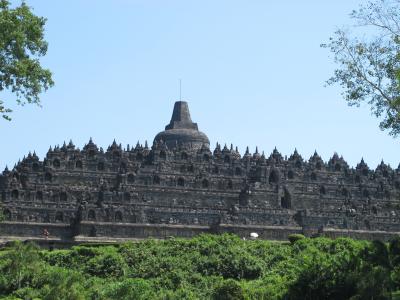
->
[288, 234, 305, 244]
[212, 279, 244, 300]
[84, 251, 126, 278]
[101, 278, 155, 300]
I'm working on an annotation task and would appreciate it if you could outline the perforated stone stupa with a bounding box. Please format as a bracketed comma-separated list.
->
[1, 101, 400, 242]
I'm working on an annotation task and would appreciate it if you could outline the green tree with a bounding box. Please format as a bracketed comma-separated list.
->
[38, 267, 88, 300]
[101, 278, 156, 300]
[0, 241, 42, 292]
[212, 279, 244, 300]
[322, 0, 400, 136]
[84, 250, 127, 278]
[389, 237, 400, 260]
[287, 239, 361, 300]
[0, 0, 53, 121]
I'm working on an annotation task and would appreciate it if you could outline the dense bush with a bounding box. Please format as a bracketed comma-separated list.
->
[1, 235, 400, 299]
[288, 233, 305, 244]
[212, 279, 244, 300]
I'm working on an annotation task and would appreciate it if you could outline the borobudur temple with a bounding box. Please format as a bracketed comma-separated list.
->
[1, 101, 400, 242]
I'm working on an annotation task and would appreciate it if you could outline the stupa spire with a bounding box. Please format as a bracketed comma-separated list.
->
[154, 101, 210, 150]
[165, 101, 198, 130]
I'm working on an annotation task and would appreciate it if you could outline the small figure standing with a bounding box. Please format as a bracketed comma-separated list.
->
[43, 228, 49, 240]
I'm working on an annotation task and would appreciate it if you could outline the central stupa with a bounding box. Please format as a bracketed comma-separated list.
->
[154, 101, 210, 150]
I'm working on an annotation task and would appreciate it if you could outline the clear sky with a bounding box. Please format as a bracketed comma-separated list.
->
[1, 0, 398, 171]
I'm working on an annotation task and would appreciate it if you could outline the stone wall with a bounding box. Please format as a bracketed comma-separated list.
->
[1, 221, 399, 242]
[0, 221, 71, 238]
[1, 102, 399, 241]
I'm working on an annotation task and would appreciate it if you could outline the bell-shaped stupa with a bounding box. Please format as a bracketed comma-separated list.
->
[154, 101, 210, 150]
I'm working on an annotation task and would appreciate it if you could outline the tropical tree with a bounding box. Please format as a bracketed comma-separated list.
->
[0, 0, 53, 121]
[212, 279, 245, 300]
[322, 0, 400, 136]
[0, 241, 42, 292]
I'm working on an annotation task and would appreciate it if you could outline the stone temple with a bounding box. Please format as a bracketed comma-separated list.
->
[1, 101, 400, 242]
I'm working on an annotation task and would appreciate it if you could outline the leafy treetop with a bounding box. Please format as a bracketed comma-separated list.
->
[322, 0, 400, 137]
[0, 0, 53, 121]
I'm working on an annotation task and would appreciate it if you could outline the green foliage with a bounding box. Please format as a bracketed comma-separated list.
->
[288, 233, 305, 244]
[355, 265, 392, 300]
[390, 236, 400, 267]
[34, 267, 88, 300]
[242, 275, 287, 300]
[191, 234, 263, 280]
[0, 0, 54, 121]
[99, 278, 155, 300]
[363, 240, 391, 268]
[84, 249, 126, 278]
[212, 279, 244, 300]
[0, 241, 42, 292]
[2, 234, 400, 299]
[322, 0, 400, 137]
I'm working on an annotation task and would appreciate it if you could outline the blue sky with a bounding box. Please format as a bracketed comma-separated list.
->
[1, 0, 398, 170]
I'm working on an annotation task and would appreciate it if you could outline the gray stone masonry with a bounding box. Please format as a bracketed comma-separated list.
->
[1, 101, 400, 241]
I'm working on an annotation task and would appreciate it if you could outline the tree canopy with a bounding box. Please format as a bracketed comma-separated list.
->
[322, 0, 400, 137]
[0, 0, 53, 121]
[1, 235, 400, 299]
